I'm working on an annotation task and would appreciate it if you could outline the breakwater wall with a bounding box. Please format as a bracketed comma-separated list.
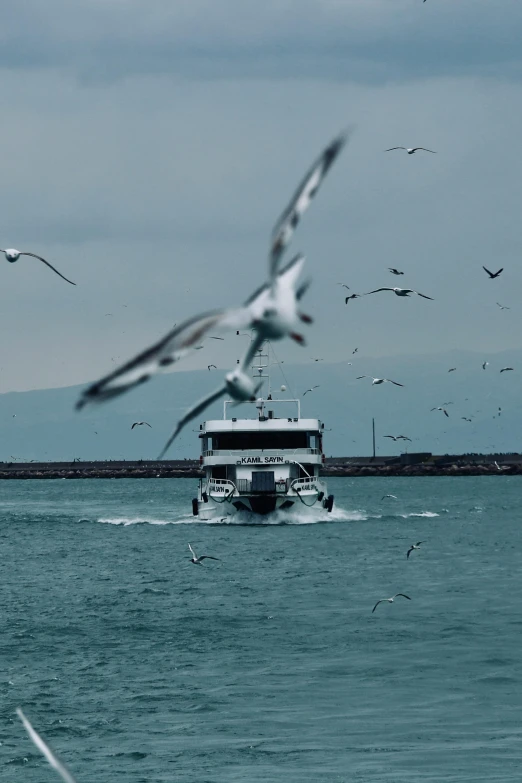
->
[0, 454, 521, 479]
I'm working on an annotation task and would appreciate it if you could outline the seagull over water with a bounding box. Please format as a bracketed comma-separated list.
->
[76, 131, 348, 430]
[365, 287, 434, 300]
[407, 542, 424, 559]
[382, 493, 398, 500]
[189, 543, 219, 565]
[16, 708, 77, 783]
[1, 248, 76, 285]
[357, 375, 404, 386]
[372, 593, 411, 613]
[385, 147, 436, 155]
[131, 421, 151, 429]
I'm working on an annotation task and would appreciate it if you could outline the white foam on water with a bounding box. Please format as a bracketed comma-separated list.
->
[400, 511, 440, 518]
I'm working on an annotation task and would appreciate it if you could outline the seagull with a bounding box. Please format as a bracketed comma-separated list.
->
[208, 364, 217, 370]
[383, 435, 399, 441]
[496, 302, 510, 310]
[364, 287, 434, 300]
[385, 147, 436, 154]
[303, 385, 320, 395]
[448, 368, 457, 372]
[76, 132, 348, 412]
[131, 421, 152, 429]
[500, 367, 514, 373]
[431, 407, 449, 417]
[382, 494, 398, 500]
[208, 336, 225, 340]
[407, 542, 424, 559]
[396, 435, 412, 441]
[189, 543, 220, 565]
[482, 361, 489, 370]
[483, 266, 503, 279]
[311, 357, 323, 362]
[357, 375, 404, 386]
[16, 708, 77, 783]
[388, 268, 404, 275]
[372, 594, 411, 613]
[337, 283, 350, 289]
[345, 294, 360, 304]
[1, 248, 76, 285]
[352, 348, 358, 354]
[461, 417, 472, 422]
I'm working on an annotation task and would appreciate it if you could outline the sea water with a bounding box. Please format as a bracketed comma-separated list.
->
[1, 476, 521, 782]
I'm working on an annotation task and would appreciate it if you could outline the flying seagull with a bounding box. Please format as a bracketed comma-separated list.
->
[383, 435, 399, 441]
[345, 294, 361, 304]
[500, 367, 514, 373]
[482, 361, 489, 370]
[431, 407, 449, 417]
[382, 494, 398, 500]
[388, 268, 404, 275]
[372, 594, 411, 613]
[208, 364, 217, 370]
[496, 302, 510, 309]
[16, 708, 77, 783]
[303, 385, 320, 395]
[311, 357, 323, 362]
[357, 375, 404, 386]
[76, 132, 348, 411]
[131, 421, 152, 429]
[396, 435, 412, 441]
[483, 266, 503, 279]
[1, 248, 76, 285]
[337, 283, 350, 289]
[364, 287, 434, 300]
[461, 417, 472, 422]
[352, 348, 358, 354]
[407, 542, 424, 559]
[189, 543, 220, 565]
[448, 368, 457, 373]
[385, 147, 436, 154]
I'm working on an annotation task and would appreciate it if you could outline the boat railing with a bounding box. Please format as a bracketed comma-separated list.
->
[236, 478, 289, 494]
[203, 448, 320, 458]
[290, 476, 319, 493]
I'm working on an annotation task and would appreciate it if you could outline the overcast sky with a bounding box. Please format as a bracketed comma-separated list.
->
[1, 0, 522, 397]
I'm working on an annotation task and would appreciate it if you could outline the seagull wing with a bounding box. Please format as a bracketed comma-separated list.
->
[385, 147, 406, 151]
[269, 131, 348, 278]
[131, 422, 138, 429]
[483, 266, 493, 277]
[21, 252, 76, 285]
[144, 422, 152, 427]
[356, 376, 369, 380]
[372, 600, 384, 613]
[199, 555, 220, 561]
[158, 386, 227, 459]
[416, 542, 424, 546]
[395, 594, 411, 600]
[383, 435, 396, 440]
[495, 268, 504, 276]
[76, 310, 244, 409]
[16, 709, 78, 783]
[414, 291, 434, 300]
[443, 409, 449, 417]
[386, 379, 404, 386]
[188, 543, 197, 559]
[412, 148, 437, 153]
[406, 547, 413, 559]
[365, 288, 393, 295]
[303, 389, 311, 395]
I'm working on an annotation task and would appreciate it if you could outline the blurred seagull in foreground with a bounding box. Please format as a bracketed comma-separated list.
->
[189, 543, 220, 565]
[364, 287, 434, 300]
[372, 594, 411, 613]
[385, 147, 436, 154]
[76, 131, 348, 416]
[1, 248, 76, 285]
[16, 708, 77, 783]
[357, 375, 404, 387]
[407, 542, 424, 559]
[131, 421, 151, 429]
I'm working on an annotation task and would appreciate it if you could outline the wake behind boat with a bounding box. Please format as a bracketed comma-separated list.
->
[192, 344, 333, 520]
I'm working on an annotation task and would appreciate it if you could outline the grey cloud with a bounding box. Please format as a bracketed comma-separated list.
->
[1, 1, 522, 83]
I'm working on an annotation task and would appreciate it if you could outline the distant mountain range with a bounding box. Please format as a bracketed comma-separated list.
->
[0, 347, 520, 461]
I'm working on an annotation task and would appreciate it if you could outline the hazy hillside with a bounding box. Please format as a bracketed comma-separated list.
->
[0, 347, 520, 461]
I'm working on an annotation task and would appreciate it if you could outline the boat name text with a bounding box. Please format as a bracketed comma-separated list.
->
[240, 456, 284, 464]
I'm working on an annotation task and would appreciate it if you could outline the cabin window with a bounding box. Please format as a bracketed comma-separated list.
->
[298, 464, 315, 478]
[211, 465, 228, 479]
[211, 431, 308, 450]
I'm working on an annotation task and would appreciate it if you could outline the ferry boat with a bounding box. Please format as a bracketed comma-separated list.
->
[191, 344, 334, 519]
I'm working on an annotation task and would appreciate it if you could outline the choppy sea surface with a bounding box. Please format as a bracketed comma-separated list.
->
[1, 476, 522, 782]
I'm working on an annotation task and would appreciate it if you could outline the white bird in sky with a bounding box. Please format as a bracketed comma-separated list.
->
[76, 132, 348, 413]
[407, 542, 424, 559]
[303, 385, 320, 395]
[1, 248, 76, 285]
[131, 421, 152, 429]
[385, 147, 436, 154]
[364, 287, 434, 300]
[16, 708, 77, 783]
[189, 543, 220, 565]
[496, 302, 510, 310]
[372, 594, 411, 613]
[431, 406, 449, 417]
[357, 375, 404, 387]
